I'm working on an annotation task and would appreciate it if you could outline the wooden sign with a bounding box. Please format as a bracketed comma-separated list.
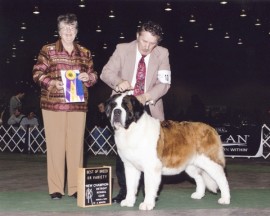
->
[77, 166, 112, 207]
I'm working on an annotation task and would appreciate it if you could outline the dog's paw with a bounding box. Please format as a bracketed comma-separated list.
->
[218, 197, 230, 205]
[139, 202, 155, 210]
[120, 199, 135, 207]
[191, 192, 205, 200]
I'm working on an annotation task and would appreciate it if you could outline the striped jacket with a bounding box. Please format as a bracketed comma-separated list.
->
[33, 40, 98, 112]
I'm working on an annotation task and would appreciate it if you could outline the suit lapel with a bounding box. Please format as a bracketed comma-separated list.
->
[146, 48, 159, 91]
[125, 41, 137, 83]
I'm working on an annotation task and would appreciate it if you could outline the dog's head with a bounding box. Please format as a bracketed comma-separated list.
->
[104, 94, 145, 130]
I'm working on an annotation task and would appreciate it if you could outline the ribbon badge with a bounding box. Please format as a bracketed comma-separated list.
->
[62, 70, 84, 103]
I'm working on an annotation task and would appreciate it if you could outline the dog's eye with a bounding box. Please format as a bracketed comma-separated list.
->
[111, 102, 116, 109]
[122, 101, 129, 110]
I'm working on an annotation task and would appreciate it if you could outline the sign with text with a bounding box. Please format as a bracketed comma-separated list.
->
[215, 125, 263, 158]
[77, 167, 111, 207]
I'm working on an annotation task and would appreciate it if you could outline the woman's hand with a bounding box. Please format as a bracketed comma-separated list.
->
[78, 72, 89, 82]
[48, 80, 64, 90]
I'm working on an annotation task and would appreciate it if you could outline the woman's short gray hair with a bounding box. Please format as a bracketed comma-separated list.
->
[57, 13, 78, 31]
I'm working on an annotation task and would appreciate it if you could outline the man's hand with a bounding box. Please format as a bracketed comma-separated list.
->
[115, 80, 132, 92]
[136, 94, 147, 105]
[136, 93, 151, 105]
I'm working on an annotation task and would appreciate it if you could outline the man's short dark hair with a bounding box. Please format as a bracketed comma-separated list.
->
[137, 21, 163, 43]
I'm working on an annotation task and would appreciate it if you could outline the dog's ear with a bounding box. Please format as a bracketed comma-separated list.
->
[104, 99, 112, 118]
[128, 95, 145, 122]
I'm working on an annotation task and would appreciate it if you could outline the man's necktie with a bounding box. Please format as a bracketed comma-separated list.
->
[134, 55, 146, 96]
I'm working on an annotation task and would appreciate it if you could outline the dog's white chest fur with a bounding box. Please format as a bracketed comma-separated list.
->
[114, 113, 162, 170]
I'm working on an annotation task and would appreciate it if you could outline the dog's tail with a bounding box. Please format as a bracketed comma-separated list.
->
[202, 171, 218, 193]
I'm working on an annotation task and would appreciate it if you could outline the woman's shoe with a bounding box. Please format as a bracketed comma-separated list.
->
[50, 192, 62, 200]
[71, 192, 77, 199]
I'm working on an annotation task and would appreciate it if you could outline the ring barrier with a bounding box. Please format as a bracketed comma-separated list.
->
[0, 125, 116, 156]
[0, 124, 269, 159]
[261, 124, 270, 159]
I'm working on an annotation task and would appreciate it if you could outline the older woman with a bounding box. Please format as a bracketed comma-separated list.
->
[33, 13, 98, 200]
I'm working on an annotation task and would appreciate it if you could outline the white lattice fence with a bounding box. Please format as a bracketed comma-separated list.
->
[0, 125, 26, 153]
[84, 126, 117, 155]
[1, 124, 269, 158]
[0, 125, 116, 155]
[261, 124, 270, 159]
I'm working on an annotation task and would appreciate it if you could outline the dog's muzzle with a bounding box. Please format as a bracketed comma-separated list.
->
[113, 108, 122, 123]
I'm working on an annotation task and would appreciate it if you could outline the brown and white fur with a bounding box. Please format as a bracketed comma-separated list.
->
[105, 94, 230, 210]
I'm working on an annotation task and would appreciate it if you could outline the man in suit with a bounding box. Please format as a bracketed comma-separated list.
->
[100, 21, 171, 203]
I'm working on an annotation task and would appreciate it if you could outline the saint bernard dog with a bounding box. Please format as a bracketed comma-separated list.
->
[105, 93, 230, 210]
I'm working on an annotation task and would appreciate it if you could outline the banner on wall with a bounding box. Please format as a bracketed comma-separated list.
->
[215, 125, 263, 158]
